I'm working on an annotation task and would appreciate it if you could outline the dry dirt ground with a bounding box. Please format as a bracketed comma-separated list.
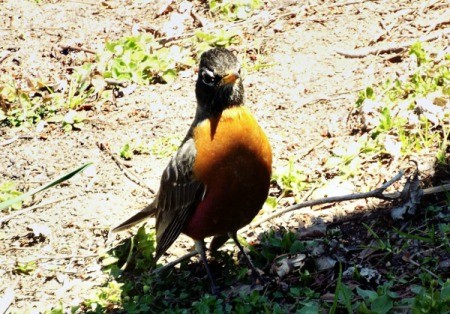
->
[0, 0, 449, 312]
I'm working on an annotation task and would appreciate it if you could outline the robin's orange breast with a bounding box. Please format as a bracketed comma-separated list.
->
[182, 106, 272, 240]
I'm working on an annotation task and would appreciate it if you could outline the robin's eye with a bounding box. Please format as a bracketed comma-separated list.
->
[201, 69, 215, 86]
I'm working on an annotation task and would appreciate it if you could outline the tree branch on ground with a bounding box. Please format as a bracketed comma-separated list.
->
[335, 28, 450, 58]
[96, 142, 156, 195]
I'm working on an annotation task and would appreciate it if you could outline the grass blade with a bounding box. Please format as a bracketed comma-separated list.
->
[0, 162, 93, 211]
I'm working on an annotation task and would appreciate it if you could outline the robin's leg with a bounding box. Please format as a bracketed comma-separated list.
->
[195, 240, 219, 295]
[229, 232, 265, 285]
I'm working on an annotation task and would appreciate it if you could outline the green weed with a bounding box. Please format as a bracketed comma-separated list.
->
[194, 29, 241, 53]
[100, 35, 194, 84]
[149, 135, 181, 159]
[120, 141, 150, 160]
[354, 42, 449, 164]
[272, 161, 310, 202]
[15, 260, 37, 275]
[0, 181, 23, 211]
[208, 0, 263, 21]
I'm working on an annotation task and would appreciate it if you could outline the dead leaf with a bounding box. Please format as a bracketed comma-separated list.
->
[271, 254, 305, 278]
[391, 168, 423, 220]
[315, 256, 336, 271]
[343, 265, 381, 284]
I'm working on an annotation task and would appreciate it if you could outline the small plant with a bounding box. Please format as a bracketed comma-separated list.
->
[100, 35, 194, 84]
[150, 135, 181, 158]
[120, 143, 133, 160]
[84, 281, 124, 312]
[356, 282, 397, 314]
[363, 222, 392, 252]
[194, 29, 241, 53]
[15, 260, 37, 274]
[354, 42, 449, 163]
[0, 181, 23, 211]
[119, 140, 150, 160]
[412, 280, 450, 313]
[272, 161, 309, 202]
[325, 134, 378, 178]
[253, 228, 307, 263]
[208, 0, 263, 21]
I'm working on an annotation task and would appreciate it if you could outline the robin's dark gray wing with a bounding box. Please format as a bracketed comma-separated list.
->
[154, 137, 205, 262]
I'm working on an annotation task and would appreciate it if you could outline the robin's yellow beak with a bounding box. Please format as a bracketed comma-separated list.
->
[221, 72, 240, 85]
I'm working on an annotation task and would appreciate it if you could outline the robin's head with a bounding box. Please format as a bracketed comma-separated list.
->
[195, 48, 244, 116]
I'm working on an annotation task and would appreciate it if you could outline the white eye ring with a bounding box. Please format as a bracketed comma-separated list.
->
[201, 69, 215, 86]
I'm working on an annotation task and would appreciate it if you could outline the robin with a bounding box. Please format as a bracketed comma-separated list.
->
[112, 47, 272, 294]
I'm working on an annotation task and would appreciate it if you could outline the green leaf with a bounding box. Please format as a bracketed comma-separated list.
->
[357, 287, 379, 302]
[441, 284, 450, 302]
[120, 143, 133, 160]
[162, 69, 177, 84]
[16, 260, 37, 274]
[0, 181, 23, 210]
[264, 196, 277, 209]
[371, 294, 393, 314]
[297, 302, 319, 314]
[409, 42, 428, 65]
[339, 283, 353, 313]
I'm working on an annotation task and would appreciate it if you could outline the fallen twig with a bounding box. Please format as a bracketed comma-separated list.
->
[404, 245, 444, 280]
[247, 171, 404, 230]
[327, 0, 380, 8]
[104, 78, 128, 87]
[33, 252, 98, 260]
[96, 142, 156, 195]
[190, 9, 207, 28]
[0, 50, 11, 64]
[422, 183, 450, 195]
[424, 12, 450, 35]
[58, 43, 96, 54]
[0, 136, 19, 147]
[0, 194, 77, 225]
[335, 28, 450, 58]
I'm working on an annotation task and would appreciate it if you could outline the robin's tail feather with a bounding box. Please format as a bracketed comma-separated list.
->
[111, 202, 157, 232]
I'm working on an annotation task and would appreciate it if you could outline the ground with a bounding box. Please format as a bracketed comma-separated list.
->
[0, 0, 449, 313]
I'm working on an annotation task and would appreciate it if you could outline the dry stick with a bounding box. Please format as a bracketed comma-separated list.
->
[422, 183, 450, 194]
[0, 50, 11, 64]
[190, 9, 206, 28]
[96, 142, 156, 195]
[249, 180, 450, 231]
[0, 194, 77, 225]
[104, 78, 128, 87]
[335, 28, 450, 58]
[424, 12, 450, 35]
[405, 243, 445, 280]
[58, 44, 96, 54]
[0, 136, 19, 147]
[328, 0, 380, 8]
[33, 253, 98, 260]
[245, 170, 404, 231]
